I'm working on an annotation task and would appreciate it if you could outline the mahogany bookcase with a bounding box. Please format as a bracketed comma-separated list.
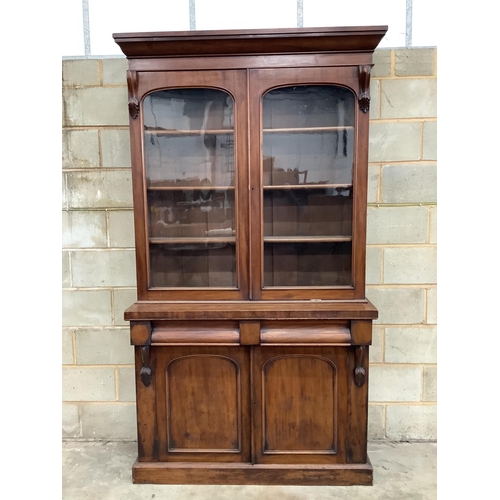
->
[113, 25, 387, 485]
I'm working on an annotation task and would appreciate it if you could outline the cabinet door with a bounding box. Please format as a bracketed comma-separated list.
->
[155, 346, 251, 462]
[252, 346, 349, 464]
[249, 67, 368, 300]
[131, 70, 249, 300]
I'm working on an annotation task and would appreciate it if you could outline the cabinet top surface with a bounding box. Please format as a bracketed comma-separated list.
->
[124, 300, 379, 321]
[113, 25, 388, 58]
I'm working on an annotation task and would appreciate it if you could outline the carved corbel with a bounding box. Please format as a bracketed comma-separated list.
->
[127, 70, 140, 119]
[354, 346, 366, 387]
[140, 346, 152, 387]
[358, 65, 372, 113]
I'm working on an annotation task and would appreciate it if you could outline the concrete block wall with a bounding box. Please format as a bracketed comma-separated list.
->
[62, 58, 137, 439]
[62, 48, 437, 441]
[366, 48, 437, 441]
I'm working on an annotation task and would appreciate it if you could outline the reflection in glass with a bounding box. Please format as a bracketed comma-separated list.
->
[144, 89, 234, 187]
[148, 189, 235, 239]
[263, 130, 353, 185]
[262, 85, 355, 287]
[264, 242, 352, 287]
[263, 86, 354, 186]
[150, 243, 236, 288]
[264, 187, 352, 238]
[144, 88, 236, 288]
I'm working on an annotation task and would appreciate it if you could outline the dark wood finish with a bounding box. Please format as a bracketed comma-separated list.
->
[261, 321, 351, 345]
[132, 460, 373, 486]
[352, 88, 370, 296]
[134, 346, 157, 461]
[139, 346, 152, 387]
[354, 346, 367, 387]
[125, 300, 378, 321]
[127, 53, 377, 72]
[155, 346, 251, 463]
[240, 321, 260, 345]
[351, 319, 373, 345]
[128, 84, 149, 298]
[130, 321, 151, 345]
[132, 459, 373, 485]
[253, 347, 349, 464]
[115, 25, 386, 486]
[347, 346, 370, 463]
[113, 26, 387, 59]
[127, 70, 140, 119]
[358, 65, 372, 113]
[151, 321, 240, 345]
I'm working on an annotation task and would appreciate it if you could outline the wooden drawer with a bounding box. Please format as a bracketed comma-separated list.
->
[260, 320, 351, 345]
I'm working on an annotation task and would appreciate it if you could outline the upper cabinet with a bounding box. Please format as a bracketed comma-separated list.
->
[114, 27, 387, 302]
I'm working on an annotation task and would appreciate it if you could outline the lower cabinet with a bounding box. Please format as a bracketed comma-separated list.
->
[134, 342, 370, 484]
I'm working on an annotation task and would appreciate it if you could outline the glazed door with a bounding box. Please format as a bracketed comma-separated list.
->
[249, 67, 368, 300]
[130, 70, 249, 300]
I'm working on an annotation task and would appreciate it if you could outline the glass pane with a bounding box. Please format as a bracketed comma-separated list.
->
[144, 88, 234, 188]
[148, 189, 235, 239]
[144, 88, 236, 288]
[263, 187, 352, 238]
[264, 242, 352, 287]
[262, 85, 354, 288]
[150, 243, 236, 288]
[263, 85, 354, 186]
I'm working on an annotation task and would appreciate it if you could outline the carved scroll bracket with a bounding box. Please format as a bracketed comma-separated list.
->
[358, 65, 372, 113]
[127, 70, 140, 119]
[140, 346, 152, 387]
[354, 346, 366, 387]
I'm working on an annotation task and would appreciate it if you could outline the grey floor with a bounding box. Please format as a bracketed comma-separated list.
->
[63, 440, 436, 499]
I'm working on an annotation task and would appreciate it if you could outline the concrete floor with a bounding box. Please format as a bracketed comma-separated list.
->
[63, 441, 436, 499]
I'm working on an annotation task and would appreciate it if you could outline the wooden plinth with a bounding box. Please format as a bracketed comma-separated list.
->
[132, 457, 373, 486]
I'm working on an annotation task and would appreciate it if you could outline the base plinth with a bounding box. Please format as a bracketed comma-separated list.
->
[132, 457, 373, 486]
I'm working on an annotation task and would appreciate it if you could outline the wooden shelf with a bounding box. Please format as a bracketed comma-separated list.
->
[145, 128, 234, 136]
[149, 237, 236, 245]
[263, 126, 354, 134]
[148, 185, 235, 191]
[263, 184, 352, 190]
[264, 236, 352, 243]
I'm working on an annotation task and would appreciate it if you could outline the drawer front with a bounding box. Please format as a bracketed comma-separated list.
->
[260, 320, 351, 345]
